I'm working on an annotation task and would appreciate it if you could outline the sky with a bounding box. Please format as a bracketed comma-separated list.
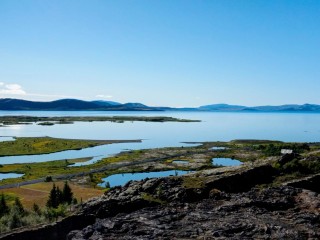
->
[0, 0, 319, 107]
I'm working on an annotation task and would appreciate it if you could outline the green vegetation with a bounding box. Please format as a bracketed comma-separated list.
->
[0, 137, 140, 157]
[141, 193, 167, 204]
[47, 182, 74, 208]
[0, 139, 318, 188]
[256, 143, 310, 156]
[182, 176, 206, 189]
[0, 194, 9, 217]
[0, 181, 77, 233]
[37, 122, 55, 126]
[0, 116, 200, 125]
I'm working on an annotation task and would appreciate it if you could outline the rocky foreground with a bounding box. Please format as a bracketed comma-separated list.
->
[1, 156, 320, 240]
[70, 186, 319, 240]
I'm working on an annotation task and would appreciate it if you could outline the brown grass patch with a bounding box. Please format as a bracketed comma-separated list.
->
[0, 181, 103, 209]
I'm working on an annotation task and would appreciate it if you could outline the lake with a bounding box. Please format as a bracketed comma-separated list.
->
[98, 170, 192, 187]
[0, 111, 319, 164]
[212, 158, 242, 167]
[0, 173, 24, 180]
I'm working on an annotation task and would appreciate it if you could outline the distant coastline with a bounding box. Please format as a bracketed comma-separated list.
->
[1, 98, 320, 113]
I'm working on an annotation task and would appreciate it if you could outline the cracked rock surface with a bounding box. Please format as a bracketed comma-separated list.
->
[68, 178, 320, 240]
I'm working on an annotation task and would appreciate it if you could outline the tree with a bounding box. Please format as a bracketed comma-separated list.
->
[0, 193, 9, 216]
[72, 198, 78, 205]
[56, 186, 63, 205]
[47, 183, 73, 208]
[62, 181, 73, 204]
[45, 176, 52, 182]
[33, 203, 41, 215]
[47, 184, 58, 208]
[13, 197, 24, 215]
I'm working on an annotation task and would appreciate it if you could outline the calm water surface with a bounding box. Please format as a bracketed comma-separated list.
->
[212, 158, 242, 167]
[98, 170, 191, 187]
[0, 111, 319, 164]
[0, 173, 24, 180]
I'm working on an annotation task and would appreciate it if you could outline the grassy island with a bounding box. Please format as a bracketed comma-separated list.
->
[0, 116, 200, 126]
[0, 137, 141, 156]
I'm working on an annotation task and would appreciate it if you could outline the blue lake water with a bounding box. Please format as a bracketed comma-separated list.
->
[0, 136, 15, 142]
[0, 173, 24, 180]
[98, 170, 191, 187]
[172, 160, 189, 164]
[210, 147, 227, 151]
[0, 111, 319, 165]
[212, 158, 242, 167]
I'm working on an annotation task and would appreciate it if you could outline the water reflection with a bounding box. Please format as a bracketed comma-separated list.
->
[212, 158, 242, 167]
[0, 173, 24, 180]
[98, 170, 191, 187]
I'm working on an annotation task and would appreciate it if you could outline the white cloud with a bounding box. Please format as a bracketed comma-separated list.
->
[0, 83, 26, 95]
[0, 82, 114, 101]
[96, 94, 113, 99]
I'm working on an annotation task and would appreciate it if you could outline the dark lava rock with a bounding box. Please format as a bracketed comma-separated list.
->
[67, 183, 319, 240]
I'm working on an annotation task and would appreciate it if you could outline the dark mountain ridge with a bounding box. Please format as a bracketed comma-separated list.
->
[1, 98, 320, 112]
[0, 99, 159, 111]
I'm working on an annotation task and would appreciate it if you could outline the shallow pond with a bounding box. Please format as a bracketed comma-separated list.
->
[172, 160, 189, 164]
[0, 173, 24, 180]
[98, 170, 191, 188]
[210, 147, 227, 151]
[212, 158, 242, 167]
[0, 137, 15, 142]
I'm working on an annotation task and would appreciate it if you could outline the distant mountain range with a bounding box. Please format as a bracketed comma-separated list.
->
[1, 98, 320, 112]
[0, 99, 157, 111]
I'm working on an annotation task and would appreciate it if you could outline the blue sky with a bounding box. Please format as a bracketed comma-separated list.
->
[0, 0, 319, 107]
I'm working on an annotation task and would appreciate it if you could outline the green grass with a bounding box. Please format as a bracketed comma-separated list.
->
[0, 148, 147, 186]
[0, 137, 139, 157]
[182, 176, 206, 189]
[0, 158, 89, 185]
[141, 193, 167, 204]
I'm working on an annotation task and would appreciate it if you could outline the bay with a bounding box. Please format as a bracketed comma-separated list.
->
[0, 111, 319, 164]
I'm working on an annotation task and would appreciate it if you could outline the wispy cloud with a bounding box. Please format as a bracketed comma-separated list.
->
[96, 94, 113, 99]
[0, 82, 116, 101]
[0, 82, 83, 100]
[0, 83, 26, 95]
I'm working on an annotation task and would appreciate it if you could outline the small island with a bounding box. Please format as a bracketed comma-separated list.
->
[0, 116, 200, 126]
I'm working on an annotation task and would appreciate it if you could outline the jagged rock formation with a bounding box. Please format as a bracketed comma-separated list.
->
[69, 186, 319, 240]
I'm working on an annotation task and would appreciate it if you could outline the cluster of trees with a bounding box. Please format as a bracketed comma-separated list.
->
[46, 182, 74, 208]
[0, 181, 77, 233]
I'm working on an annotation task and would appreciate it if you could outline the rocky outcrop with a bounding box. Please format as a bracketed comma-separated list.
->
[286, 173, 320, 193]
[67, 163, 318, 239]
[68, 186, 319, 239]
